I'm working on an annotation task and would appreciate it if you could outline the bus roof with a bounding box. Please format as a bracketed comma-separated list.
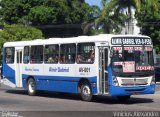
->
[3, 34, 150, 47]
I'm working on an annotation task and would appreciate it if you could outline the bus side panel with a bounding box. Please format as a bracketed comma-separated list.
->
[22, 74, 97, 94]
[88, 77, 97, 95]
[37, 80, 78, 93]
[3, 64, 15, 84]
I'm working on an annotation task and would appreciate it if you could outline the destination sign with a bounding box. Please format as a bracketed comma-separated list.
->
[111, 37, 152, 45]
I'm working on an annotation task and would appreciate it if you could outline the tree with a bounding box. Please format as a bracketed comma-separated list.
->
[0, 25, 44, 63]
[108, 0, 159, 34]
[95, 0, 127, 34]
[84, 0, 159, 35]
[0, 25, 44, 42]
[83, 0, 127, 35]
[82, 5, 101, 35]
[136, 0, 160, 52]
[0, 0, 91, 25]
[28, 6, 57, 25]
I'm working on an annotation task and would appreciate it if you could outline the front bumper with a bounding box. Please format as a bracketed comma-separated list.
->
[110, 85, 155, 96]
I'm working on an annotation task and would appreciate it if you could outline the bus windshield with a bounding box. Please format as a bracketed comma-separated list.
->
[111, 46, 154, 76]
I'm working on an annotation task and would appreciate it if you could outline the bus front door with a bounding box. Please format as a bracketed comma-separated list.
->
[99, 47, 109, 94]
[15, 49, 23, 87]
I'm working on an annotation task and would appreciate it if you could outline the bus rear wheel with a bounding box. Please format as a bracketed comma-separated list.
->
[27, 78, 37, 96]
[80, 82, 93, 102]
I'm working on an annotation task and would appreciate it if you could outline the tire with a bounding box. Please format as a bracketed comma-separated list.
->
[117, 95, 131, 102]
[27, 78, 37, 96]
[80, 82, 93, 102]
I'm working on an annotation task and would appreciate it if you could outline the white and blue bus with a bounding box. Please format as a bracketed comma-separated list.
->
[2, 34, 155, 101]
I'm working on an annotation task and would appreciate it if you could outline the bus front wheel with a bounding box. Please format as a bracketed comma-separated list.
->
[80, 82, 93, 102]
[27, 78, 37, 96]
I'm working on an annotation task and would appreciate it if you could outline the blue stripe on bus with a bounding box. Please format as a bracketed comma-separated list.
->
[3, 64, 16, 84]
[22, 74, 97, 82]
[108, 64, 113, 86]
[22, 74, 98, 94]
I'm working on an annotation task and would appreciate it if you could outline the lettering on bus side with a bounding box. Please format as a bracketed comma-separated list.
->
[25, 67, 39, 72]
[79, 67, 90, 73]
[49, 67, 69, 72]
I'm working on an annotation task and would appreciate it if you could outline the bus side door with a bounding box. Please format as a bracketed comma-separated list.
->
[15, 48, 23, 87]
[98, 47, 109, 94]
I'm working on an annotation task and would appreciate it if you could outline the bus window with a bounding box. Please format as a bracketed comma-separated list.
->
[30, 45, 43, 64]
[60, 44, 76, 64]
[23, 46, 30, 64]
[44, 45, 59, 64]
[77, 43, 95, 64]
[5, 47, 15, 64]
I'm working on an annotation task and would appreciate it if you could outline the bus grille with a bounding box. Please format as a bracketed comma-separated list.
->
[121, 78, 148, 86]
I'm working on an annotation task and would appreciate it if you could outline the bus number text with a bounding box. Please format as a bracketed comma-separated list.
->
[79, 67, 90, 73]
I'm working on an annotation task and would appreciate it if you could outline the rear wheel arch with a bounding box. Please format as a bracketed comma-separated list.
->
[26, 76, 35, 84]
[78, 78, 91, 93]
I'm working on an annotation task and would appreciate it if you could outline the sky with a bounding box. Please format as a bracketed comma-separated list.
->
[85, 0, 101, 7]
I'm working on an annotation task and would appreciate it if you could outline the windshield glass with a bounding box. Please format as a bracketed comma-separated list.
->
[111, 46, 154, 75]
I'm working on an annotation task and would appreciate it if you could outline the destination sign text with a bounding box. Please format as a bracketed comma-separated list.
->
[111, 37, 152, 45]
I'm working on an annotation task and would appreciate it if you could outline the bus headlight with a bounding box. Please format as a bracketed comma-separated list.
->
[113, 76, 119, 86]
[150, 76, 155, 85]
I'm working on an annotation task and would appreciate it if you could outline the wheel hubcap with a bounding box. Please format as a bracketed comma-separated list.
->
[29, 82, 34, 93]
[83, 85, 91, 96]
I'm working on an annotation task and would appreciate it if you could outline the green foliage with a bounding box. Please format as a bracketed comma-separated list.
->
[0, 25, 43, 52]
[69, 0, 91, 23]
[0, 25, 43, 42]
[28, 6, 57, 25]
[83, 0, 127, 35]
[88, 28, 105, 35]
[0, 0, 90, 25]
[136, 0, 160, 46]
[0, 25, 44, 64]
[84, 0, 159, 36]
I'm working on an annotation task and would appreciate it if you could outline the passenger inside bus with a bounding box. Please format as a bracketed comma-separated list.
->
[5, 55, 12, 63]
[24, 55, 30, 63]
[47, 56, 54, 63]
[88, 51, 94, 63]
[30, 55, 35, 63]
[76, 54, 81, 64]
[112, 53, 122, 62]
[60, 55, 66, 64]
[47, 55, 59, 63]
[54, 55, 59, 63]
